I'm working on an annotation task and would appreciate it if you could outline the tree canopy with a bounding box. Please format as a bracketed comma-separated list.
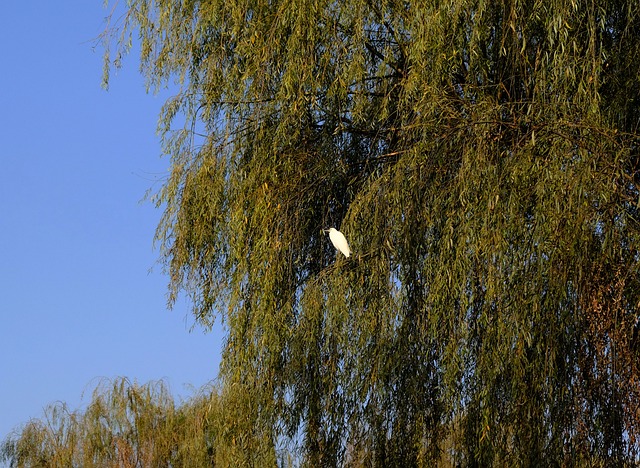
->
[6, 0, 639, 465]
[1, 379, 225, 467]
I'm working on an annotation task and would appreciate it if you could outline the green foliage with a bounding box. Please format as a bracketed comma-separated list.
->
[1, 378, 229, 467]
[71, 0, 640, 465]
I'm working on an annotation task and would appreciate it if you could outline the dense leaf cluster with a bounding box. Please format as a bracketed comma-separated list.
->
[1, 379, 233, 467]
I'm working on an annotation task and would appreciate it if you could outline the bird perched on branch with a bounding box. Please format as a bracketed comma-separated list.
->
[324, 227, 351, 258]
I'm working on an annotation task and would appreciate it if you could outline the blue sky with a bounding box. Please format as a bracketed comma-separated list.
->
[0, 2, 222, 441]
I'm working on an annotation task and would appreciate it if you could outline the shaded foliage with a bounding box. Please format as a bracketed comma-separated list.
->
[21, 0, 639, 465]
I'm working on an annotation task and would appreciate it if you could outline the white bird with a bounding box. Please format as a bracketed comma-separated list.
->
[324, 227, 351, 258]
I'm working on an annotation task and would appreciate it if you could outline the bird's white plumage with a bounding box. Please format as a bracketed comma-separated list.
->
[326, 227, 351, 258]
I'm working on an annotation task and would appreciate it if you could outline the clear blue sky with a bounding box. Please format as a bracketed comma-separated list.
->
[0, 2, 222, 441]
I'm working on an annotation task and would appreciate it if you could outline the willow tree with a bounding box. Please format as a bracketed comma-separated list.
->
[103, 0, 640, 465]
[1, 379, 224, 467]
